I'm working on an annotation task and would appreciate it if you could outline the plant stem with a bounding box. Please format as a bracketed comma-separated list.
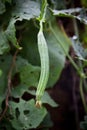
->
[83, 79, 87, 92]
[72, 12, 87, 113]
[80, 78, 87, 113]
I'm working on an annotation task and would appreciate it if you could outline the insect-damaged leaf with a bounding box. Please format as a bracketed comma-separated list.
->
[9, 99, 47, 130]
[52, 8, 87, 24]
[14, 56, 40, 88]
[12, 0, 40, 21]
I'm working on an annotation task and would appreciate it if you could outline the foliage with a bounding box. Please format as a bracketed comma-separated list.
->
[0, 0, 87, 129]
[80, 116, 87, 130]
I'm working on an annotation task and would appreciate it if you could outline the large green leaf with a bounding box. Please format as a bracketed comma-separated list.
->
[11, 84, 29, 98]
[20, 22, 40, 66]
[3, 0, 40, 49]
[14, 56, 40, 87]
[0, 54, 40, 111]
[15, 56, 29, 72]
[12, 84, 58, 107]
[45, 20, 70, 87]
[12, 0, 40, 21]
[9, 99, 47, 130]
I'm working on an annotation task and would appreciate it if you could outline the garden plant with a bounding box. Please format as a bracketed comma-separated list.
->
[0, 0, 87, 130]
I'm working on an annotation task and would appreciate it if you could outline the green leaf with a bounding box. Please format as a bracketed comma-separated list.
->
[20, 22, 40, 66]
[0, 1, 5, 14]
[9, 99, 47, 130]
[52, 8, 81, 16]
[11, 84, 29, 98]
[11, 56, 40, 98]
[20, 64, 40, 87]
[26, 90, 58, 107]
[45, 20, 70, 87]
[12, 85, 58, 107]
[41, 92, 58, 107]
[12, 0, 40, 21]
[0, 30, 10, 55]
[52, 8, 87, 24]
[5, 18, 21, 49]
[15, 56, 29, 72]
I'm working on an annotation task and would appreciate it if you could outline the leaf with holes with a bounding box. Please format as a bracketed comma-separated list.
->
[12, 0, 40, 21]
[9, 99, 47, 130]
[52, 8, 87, 24]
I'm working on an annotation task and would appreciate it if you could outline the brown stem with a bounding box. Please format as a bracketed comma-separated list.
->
[72, 69, 80, 130]
[0, 50, 19, 121]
